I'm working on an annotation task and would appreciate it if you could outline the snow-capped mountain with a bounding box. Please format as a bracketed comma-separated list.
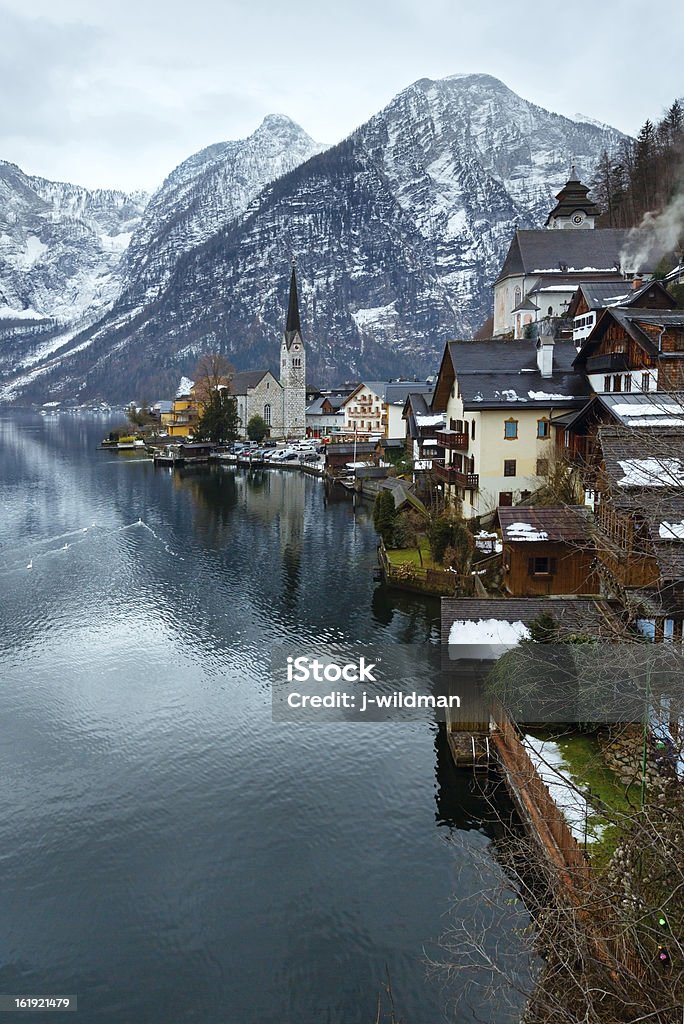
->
[0, 161, 147, 324]
[118, 114, 325, 312]
[2, 74, 626, 404]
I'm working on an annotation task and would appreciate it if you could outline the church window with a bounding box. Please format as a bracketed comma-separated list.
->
[514, 286, 521, 307]
[293, 357, 301, 368]
[547, 306, 553, 316]
[264, 404, 271, 426]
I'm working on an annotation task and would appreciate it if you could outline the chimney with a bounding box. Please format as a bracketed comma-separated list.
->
[632, 276, 643, 291]
[537, 334, 554, 378]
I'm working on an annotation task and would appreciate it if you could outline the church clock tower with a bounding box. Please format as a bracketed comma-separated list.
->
[280, 263, 306, 438]
[545, 167, 600, 229]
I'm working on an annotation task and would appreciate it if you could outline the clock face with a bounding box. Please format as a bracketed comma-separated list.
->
[572, 211, 585, 225]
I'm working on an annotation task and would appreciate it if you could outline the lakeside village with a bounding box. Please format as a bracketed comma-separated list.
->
[103, 174, 684, 997]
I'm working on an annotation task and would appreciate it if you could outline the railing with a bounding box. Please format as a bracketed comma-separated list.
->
[585, 352, 629, 373]
[434, 464, 479, 488]
[436, 429, 469, 450]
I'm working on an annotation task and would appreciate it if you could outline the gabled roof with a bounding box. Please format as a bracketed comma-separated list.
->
[306, 393, 347, 415]
[441, 597, 618, 639]
[436, 338, 590, 410]
[497, 506, 593, 544]
[229, 370, 274, 395]
[567, 279, 678, 319]
[495, 228, 655, 285]
[574, 307, 684, 366]
[512, 296, 540, 313]
[596, 393, 684, 429]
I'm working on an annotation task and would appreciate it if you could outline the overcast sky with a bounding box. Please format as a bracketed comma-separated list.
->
[1, 0, 682, 195]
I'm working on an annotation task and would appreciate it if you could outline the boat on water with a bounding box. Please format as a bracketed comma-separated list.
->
[98, 434, 148, 451]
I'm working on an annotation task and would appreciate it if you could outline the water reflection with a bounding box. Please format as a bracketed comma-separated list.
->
[0, 414, 530, 1024]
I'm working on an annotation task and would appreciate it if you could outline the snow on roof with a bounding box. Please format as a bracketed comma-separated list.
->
[176, 376, 195, 397]
[415, 414, 444, 426]
[617, 458, 684, 488]
[527, 390, 574, 401]
[504, 522, 549, 542]
[611, 402, 684, 418]
[448, 618, 530, 645]
[659, 520, 684, 540]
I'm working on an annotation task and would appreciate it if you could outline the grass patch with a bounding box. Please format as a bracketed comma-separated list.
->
[386, 537, 439, 569]
[528, 729, 633, 873]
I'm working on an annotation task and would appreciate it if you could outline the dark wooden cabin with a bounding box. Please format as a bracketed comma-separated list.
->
[497, 506, 599, 596]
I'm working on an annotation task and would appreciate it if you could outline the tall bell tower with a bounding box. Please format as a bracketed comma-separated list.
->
[280, 262, 306, 438]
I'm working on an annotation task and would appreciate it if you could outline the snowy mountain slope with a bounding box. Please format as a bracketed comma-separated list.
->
[118, 114, 325, 312]
[2, 74, 626, 403]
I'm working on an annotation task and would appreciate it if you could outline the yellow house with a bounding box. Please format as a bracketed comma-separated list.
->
[430, 335, 590, 519]
[162, 377, 200, 437]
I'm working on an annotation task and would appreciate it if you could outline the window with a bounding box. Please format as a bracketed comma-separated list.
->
[514, 286, 522, 307]
[503, 459, 516, 477]
[263, 403, 271, 426]
[623, 375, 632, 392]
[528, 557, 557, 576]
[642, 372, 651, 392]
[504, 419, 518, 440]
[536, 458, 549, 476]
[547, 305, 553, 316]
[471, 419, 476, 440]
[292, 357, 301, 368]
[499, 491, 513, 506]
[537, 418, 550, 439]
[604, 375, 612, 392]
[612, 374, 622, 392]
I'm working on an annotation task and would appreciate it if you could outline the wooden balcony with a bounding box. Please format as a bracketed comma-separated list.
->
[585, 352, 629, 373]
[436, 429, 469, 450]
[434, 464, 479, 488]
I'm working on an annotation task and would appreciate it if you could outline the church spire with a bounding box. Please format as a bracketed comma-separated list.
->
[285, 261, 301, 338]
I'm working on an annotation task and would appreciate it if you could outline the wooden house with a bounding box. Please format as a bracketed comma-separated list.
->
[593, 426, 684, 637]
[573, 307, 684, 396]
[497, 506, 599, 596]
[567, 278, 677, 345]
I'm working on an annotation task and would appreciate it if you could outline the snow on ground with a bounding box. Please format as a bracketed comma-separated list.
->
[523, 735, 601, 843]
[351, 303, 398, 329]
[617, 458, 684, 487]
[0, 305, 45, 320]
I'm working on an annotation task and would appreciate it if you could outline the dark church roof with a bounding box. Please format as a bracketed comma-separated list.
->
[494, 229, 656, 285]
[229, 370, 272, 395]
[544, 171, 601, 225]
[284, 264, 302, 349]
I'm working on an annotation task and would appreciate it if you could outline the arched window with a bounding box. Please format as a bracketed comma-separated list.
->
[514, 286, 522, 307]
[264, 403, 271, 426]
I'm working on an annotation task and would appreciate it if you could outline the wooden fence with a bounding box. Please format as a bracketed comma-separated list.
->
[492, 708, 591, 879]
[377, 542, 457, 597]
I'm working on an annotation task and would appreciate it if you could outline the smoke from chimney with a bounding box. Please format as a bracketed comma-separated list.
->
[619, 191, 684, 277]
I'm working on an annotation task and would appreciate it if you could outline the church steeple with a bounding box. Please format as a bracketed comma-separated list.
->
[285, 262, 302, 347]
[545, 170, 600, 229]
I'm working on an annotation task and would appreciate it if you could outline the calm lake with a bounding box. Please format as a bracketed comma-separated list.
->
[0, 413, 529, 1023]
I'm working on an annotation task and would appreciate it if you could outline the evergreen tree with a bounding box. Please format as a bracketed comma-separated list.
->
[194, 390, 240, 443]
[246, 415, 268, 442]
[373, 489, 397, 546]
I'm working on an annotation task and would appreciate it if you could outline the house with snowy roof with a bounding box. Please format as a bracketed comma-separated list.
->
[593, 426, 684, 638]
[493, 171, 657, 338]
[497, 506, 599, 597]
[430, 334, 590, 519]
